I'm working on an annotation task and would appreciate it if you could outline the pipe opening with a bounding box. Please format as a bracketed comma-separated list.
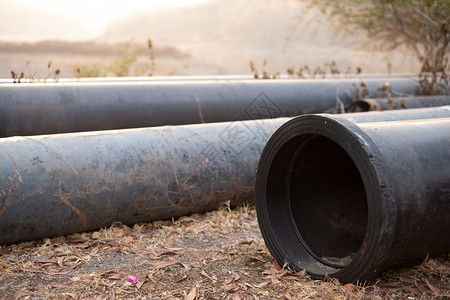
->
[348, 101, 371, 112]
[288, 135, 368, 268]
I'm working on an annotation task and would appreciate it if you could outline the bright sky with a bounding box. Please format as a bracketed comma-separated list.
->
[2, 0, 210, 36]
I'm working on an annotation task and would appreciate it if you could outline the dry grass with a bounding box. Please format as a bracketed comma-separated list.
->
[0, 204, 448, 299]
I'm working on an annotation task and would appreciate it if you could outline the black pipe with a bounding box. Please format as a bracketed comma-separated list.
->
[0, 118, 286, 245]
[2, 107, 449, 245]
[0, 78, 418, 137]
[348, 95, 450, 112]
[255, 115, 450, 283]
[343, 105, 450, 123]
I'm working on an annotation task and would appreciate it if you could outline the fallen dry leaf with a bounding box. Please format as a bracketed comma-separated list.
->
[400, 276, 415, 284]
[415, 282, 426, 292]
[220, 233, 239, 239]
[217, 249, 232, 261]
[13, 290, 37, 300]
[121, 237, 134, 244]
[36, 255, 55, 262]
[245, 258, 261, 265]
[425, 279, 441, 296]
[16, 242, 36, 249]
[164, 247, 186, 252]
[185, 287, 197, 300]
[232, 292, 242, 300]
[283, 290, 293, 300]
[200, 270, 214, 282]
[232, 272, 240, 281]
[57, 256, 65, 267]
[39, 258, 58, 264]
[271, 276, 281, 285]
[72, 242, 91, 249]
[280, 275, 299, 280]
[273, 259, 282, 272]
[262, 269, 273, 276]
[404, 285, 419, 296]
[136, 280, 146, 290]
[224, 276, 233, 285]
[181, 263, 191, 271]
[344, 283, 358, 292]
[149, 248, 159, 256]
[149, 260, 178, 268]
[107, 273, 122, 280]
[67, 292, 80, 300]
[52, 283, 70, 289]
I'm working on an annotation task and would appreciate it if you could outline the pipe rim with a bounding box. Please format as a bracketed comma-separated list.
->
[255, 114, 396, 283]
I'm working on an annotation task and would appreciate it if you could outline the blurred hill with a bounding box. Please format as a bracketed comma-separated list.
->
[98, 0, 417, 75]
[0, 0, 418, 78]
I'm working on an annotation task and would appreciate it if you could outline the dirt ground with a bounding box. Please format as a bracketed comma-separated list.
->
[0, 204, 449, 300]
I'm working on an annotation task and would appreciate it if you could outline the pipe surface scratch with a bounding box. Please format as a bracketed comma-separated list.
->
[195, 94, 205, 123]
[56, 193, 87, 230]
[0, 156, 23, 216]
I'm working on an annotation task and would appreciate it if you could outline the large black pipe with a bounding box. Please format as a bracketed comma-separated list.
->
[348, 95, 450, 112]
[255, 115, 450, 283]
[2, 107, 449, 245]
[0, 119, 286, 245]
[0, 78, 418, 137]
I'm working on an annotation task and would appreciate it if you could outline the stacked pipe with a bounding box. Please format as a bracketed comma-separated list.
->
[1, 106, 449, 245]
